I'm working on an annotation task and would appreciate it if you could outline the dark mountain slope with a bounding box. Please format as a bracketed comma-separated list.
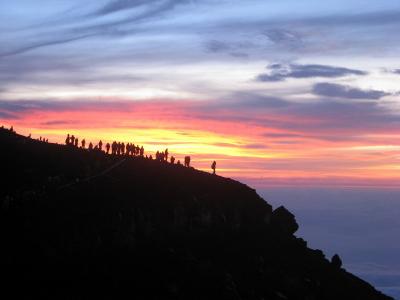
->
[0, 128, 392, 300]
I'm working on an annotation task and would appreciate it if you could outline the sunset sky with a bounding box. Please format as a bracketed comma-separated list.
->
[1, 0, 400, 187]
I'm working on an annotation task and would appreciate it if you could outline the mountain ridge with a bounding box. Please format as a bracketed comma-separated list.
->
[0, 127, 393, 299]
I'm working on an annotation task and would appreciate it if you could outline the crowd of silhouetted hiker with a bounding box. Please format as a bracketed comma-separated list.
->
[64, 133, 217, 174]
[0, 125, 217, 174]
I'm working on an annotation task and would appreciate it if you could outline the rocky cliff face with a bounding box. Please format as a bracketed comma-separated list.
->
[0, 128, 393, 299]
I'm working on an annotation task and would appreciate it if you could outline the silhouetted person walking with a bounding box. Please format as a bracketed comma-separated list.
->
[211, 161, 216, 175]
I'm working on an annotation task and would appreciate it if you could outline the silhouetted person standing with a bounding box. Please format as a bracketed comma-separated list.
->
[165, 148, 169, 161]
[112, 141, 117, 155]
[89, 142, 93, 150]
[66, 134, 70, 145]
[125, 143, 130, 156]
[211, 161, 216, 175]
[132, 144, 135, 156]
[131, 144, 134, 155]
[81, 139, 86, 149]
[184, 156, 190, 167]
[99, 140, 103, 151]
[106, 143, 110, 154]
[75, 138, 78, 147]
[170, 156, 175, 164]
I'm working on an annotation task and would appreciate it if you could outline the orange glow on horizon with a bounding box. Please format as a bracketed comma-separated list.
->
[2, 99, 400, 188]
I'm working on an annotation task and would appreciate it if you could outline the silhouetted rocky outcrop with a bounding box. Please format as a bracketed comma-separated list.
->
[0, 128, 393, 299]
[331, 254, 343, 269]
[271, 205, 299, 235]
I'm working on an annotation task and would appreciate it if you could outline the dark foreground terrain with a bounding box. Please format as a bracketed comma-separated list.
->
[0, 128, 393, 299]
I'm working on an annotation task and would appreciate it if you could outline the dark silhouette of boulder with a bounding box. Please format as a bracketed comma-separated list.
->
[331, 254, 343, 269]
[271, 205, 299, 235]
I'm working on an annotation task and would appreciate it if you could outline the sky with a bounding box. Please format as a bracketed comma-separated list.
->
[1, 0, 400, 188]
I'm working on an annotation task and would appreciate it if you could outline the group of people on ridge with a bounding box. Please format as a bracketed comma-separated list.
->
[65, 134, 146, 157]
[110, 141, 144, 156]
[2, 127, 218, 175]
[65, 133, 217, 174]
[64, 133, 217, 173]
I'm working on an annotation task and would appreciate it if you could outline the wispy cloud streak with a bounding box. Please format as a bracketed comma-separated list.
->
[312, 83, 390, 100]
[257, 64, 367, 82]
